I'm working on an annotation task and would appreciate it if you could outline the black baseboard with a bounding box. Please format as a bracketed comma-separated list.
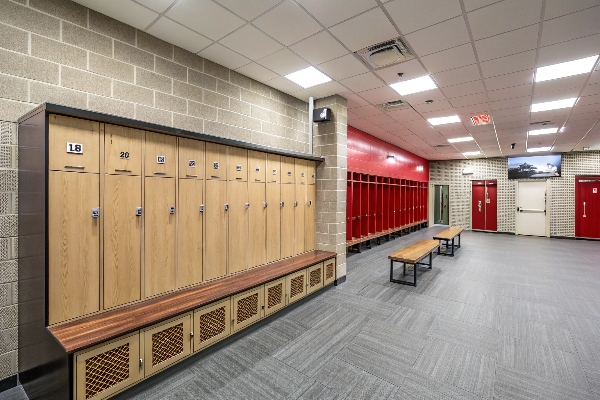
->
[471, 229, 514, 235]
[551, 235, 600, 241]
[334, 275, 346, 286]
[0, 374, 17, 393]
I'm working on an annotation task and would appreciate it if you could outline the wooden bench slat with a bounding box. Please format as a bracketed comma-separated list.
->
[388, 240, 439, 263]
[433, 227, 464, 240]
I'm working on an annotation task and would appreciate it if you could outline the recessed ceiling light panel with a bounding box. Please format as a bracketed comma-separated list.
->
[528, 128, 558, 135]
[448, 137, 474, 143]
[285, 66, 331, 89]
[390, 75, 437, 96]
[527, 146, 552, 152]
[531, 98, 577, 112]
[535, 55, 599, 82]
[428, 115, 460, 126]
[462, 151, 480, 156]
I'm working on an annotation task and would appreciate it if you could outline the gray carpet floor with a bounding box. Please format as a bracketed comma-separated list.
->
[6, 228, 600, 399]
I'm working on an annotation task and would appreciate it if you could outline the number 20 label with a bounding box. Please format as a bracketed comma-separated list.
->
[66, 142, 83, 154]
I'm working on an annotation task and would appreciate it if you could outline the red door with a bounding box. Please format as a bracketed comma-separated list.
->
[576, 176, 600, 238]
[472, 181, 486, 230]
[485, 180, 497, 231]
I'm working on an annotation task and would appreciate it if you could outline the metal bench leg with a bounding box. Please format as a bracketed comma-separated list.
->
[376, 237, 381, 245]
[458, 234, 461, 248]
[366, 239, 371, 249]
[429, 251, 433, 269]
[390, 260, 393, 282]
[451, 237, 455, 257]
[413, 263, 417, 285]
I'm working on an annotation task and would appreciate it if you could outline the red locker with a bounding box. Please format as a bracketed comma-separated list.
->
[382, 178, 390, 231]
[472, 181, 486, 230]
[576, 176, 600, 238]
[361, 176, 369, 237]
[346, 177, 353, 241]
[485, 180, 497, 231]
[352, 180, 361, 239]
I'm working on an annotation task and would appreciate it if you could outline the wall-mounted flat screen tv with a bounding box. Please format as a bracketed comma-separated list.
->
[507, 154, 562, 179]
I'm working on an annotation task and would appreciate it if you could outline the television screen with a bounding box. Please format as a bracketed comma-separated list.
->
[507, 154, 562, 179]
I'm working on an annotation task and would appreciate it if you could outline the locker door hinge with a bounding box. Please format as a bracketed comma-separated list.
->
[199, 205, 205, 212]
[92, 208, 100, 218]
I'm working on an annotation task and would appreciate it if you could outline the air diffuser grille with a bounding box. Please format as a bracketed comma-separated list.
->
[356, 37, 414, 70]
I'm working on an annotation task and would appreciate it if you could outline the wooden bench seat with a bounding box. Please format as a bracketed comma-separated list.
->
[388, 240, 439, 286]
[433, 227, 464, 256]
[50, 250, 336, 354]
[346, 220, 426, 250]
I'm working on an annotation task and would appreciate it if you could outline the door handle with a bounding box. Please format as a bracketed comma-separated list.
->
[584, 201, 586, 217]
[478, 201, 482, 212]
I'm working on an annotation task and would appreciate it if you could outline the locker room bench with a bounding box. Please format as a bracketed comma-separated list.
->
[432, 227, 464, 257]
[389, 240, 440, 287]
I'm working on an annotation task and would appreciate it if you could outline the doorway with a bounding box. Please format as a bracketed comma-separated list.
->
[575, 176, 600, 239]
[471, 180, 497, 231]
[516, 181, 548, 236]
[433, 185, 449, 225]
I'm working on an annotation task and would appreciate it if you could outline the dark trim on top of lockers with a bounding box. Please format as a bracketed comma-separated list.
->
[18, 103, 325, 163]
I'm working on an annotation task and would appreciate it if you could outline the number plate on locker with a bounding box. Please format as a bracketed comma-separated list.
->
[66, 142, 83, 154]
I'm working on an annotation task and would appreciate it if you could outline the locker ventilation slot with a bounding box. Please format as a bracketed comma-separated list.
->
[267, 283, 283, 309]
[290, 275, 304, 298]
[151, 323, 184, 366]
[326, 263, 334, 280]
[85, 344, 130, 399]
[198, 307, 226, 343]
[237, 293, 259, 323]
[310, 269, 322, 287]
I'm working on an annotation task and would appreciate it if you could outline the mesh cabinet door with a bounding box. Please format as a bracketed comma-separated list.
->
[285, 269, 307, 305]
[323, 258, 336, 286]
[307, 263, 324, 295]
[264, 278, 286, 316]
[141, 313, 192, 377]
[75, 333, 140, 400]
[193, 298, 231, 352]
[232, 286, 264, 332]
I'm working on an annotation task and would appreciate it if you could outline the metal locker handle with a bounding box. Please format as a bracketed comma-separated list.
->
[224, 204, 229, 211]
[309, 200, 313, 206]
[199, 205, 204, 212]
[478, 200, 482, 212]
[245, 203, 250, 209]
[65, 165, 85, 169]
[139, 358, 143, 367]
[91, 208, 100, 218]
[583, 201, 586, 217]
[190, 332, 194, 337]
[263, 202, 267, 208]
[211, 175, 220, 179]
[236, 177, 243, 180]
[294, 201, 298, 207]
[169, 206, 175, 214]
[280, 201, 284, 207]
[135, 207, 142, 216]
[115, 169, 132, 173]
[186, 174, 198, 178]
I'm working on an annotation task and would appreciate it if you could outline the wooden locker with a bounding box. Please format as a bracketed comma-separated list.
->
[105, 124, 143, 176]
[249, 183, 267, 268]
[266, 153, 281, 183]
[49, 114, 100, 173]
[193, 298, 231, 351]
[205, 142, 227, 180]
[248, 150, 266, 183]
[104, 174, 142, 309]
[144, 177, 176, 297]
[205, 180, 227, 280]
[285, 269, 307, 304]
[323, 258, 336, 286]
[228, 180, 249, 274]
[264, 278, 285, 316]
[307, 161, 316, 184]
[177, 179, 203, 288]
[141, 313, 192, 377]
[281, 156, 295, 184]
[305, 184, 316, 252]
[280, 183, 295, 258]
[179, 137, 205, 179]
[48, 171, 100, 325]
[307, 262, 324, 295]
[228, 146, 248, 181]
[232, 286, 264, 332]
[295, 159, 307, 185]
[145, 131, 176, 177]
[266, 183, 281, 263]
[75, 333, 141, 400]
[294, 184, 306, 255]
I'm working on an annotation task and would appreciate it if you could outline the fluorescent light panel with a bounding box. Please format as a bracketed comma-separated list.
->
[531, 98, 577, 112]
[448, 137, 474, 143]
[462, 151, 480, 156]
[428, 115, 460, 126]
[528, 127, 558, 135]
[284, 66, 331, 89]
[535, 55, 599, 82]
[390, 75, 437, 95]
[527, 146, 552, 152]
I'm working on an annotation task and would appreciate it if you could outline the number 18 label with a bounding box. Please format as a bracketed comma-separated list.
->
[66, 142, 83, 154]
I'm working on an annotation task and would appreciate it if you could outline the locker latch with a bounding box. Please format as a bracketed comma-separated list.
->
[169, 206, 175, 214]
[199, 205, 204, 212]
[255, 167, 260, 172]
[92, 208, 100, 218]
[224, 204, 229, 211]
[309, 200, 312, 206]
[263, 202, 267, 208]
[294, 201, 298, 207]
[190, 332, 194, 337]
[213, 162, 219, 169]
[236, 164, 242, 171]
[280, 201, 284, 207]
[136, 207, 142, 216]
[139, 358, 143, 367]
[272, 169, 277, 175]
[245, 203, 250, 209]
[287, 171, 292, 176]
[312, 174, 315, 178]
[301, 172, 305, 177]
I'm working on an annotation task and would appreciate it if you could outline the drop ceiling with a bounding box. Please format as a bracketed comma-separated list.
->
[73, 0, 600, 160]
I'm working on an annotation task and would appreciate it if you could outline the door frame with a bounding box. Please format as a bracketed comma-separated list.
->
[515, 180, 551, 237]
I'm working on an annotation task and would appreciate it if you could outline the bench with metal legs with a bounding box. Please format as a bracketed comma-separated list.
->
[433, 227, 464, 257]
[388, 240, 440, 287]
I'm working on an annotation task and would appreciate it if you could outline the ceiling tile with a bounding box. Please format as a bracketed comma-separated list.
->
[216, 0, 280, 21]
[329, 8, 398, 52]
[432, 64, 481, 87]
[136, 0, 175, 13]
[490, 95, 531, 111]
[575, 93, 600, 107]
[449, 92, 489, 108]
[253, 1, 322, 46]
[412, 99, 454, 113]
[454, 104, 491, 114]
[365, 113, 396, 125]
[265, 76, 304, 93]
[400, 88, 448, 105]
[290, 31, 349, 65]
[487, 84, 533, 101]
[537, 34, 600, 67]
[480, 50, 537, 79]
[378, 121, 408, 132]
[441, 80, 485, 98]
[468, 0, 542, 40]
[541, 6, 600, 46]
[256, 48, 309, 75]
[351, 104, 384, 118]
[147, 18, 213, 53]
[384, 0, 462, 34]
[582, 82, 600, 97]
[404, 16, 470, 56]
[198, 43, 251, 70]
[299, 81, 354, 100]
[533, 75, 587, 100]
[296, 0, 378, 28]
[374, 59, 428, 85]
[589, 70, 600, 85]
[387, 108, 422, 122]
[345, 93, 370, 109]
[475, 24, 540, 62]
[166, 0, 245, 40]
[421, 44, 476, 74]
[235, 62, 278, 81]
[545, 0, 600, 20]
[220, 24, 283, 60]
[339, 72, 384, 93]
[317, 54, 369, 80]
[73, 0, 158, 30]
[484, 69, 534, 91]
[489, 105, 529, 118]
[358, 86, 401, 104]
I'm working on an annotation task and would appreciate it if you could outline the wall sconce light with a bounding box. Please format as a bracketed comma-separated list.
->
[416, 166, 424, 171]
[387, 155, 394, 159]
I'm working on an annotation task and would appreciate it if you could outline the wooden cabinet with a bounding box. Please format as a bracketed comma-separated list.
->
[144, 177, 176, 297]
[48, 171, 100, 325]
[205, 180, 227, 280]
[249, 150, 266, 183]
[266, 183, 281, 263]
[232, 287, 264, 332]
[295, 159, 307, 185]
[74, 332, 140, 400]
[177, 179, 203, 288]
[105, 124, 143, 176]
[141, 314, 192, 377]
[307, 161, 316, 184]
[285, 269, 307, 304]
[228, 181, 249, 274]
[305, 184, 316, 252]
[145, 131, 176, 177]
[323, 258, 336, 286]
[307, 262, 323, 295]
[266, 153, 281, 183]
[264, 278, 286, 316]
[104, 174, 142, 309]
[193, 298, 231, 351]
[228, 146, 248, 181]
[205, 142, 227, 180]
[178, 138, 204, 179]
[281, 156, 295, 184]
[49, 114, 100, 173]
[294, 184, 306, 255]
[249, 183, 266, 269]
[280, 183, 295, 258]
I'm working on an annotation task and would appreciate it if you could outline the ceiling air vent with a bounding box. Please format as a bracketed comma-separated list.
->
[356, 38, 414, 70]
[376, 99, 410, 112]
[433, 144, 451, 148]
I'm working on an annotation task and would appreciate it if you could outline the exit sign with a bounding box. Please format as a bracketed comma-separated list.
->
[471, 114, 490, 126]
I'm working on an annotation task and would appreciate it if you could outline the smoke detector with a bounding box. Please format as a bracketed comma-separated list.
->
[356, 38, 414, 70]
[376, 99, 410, 112]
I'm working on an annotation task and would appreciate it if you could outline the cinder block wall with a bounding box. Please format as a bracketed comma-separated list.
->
[0, 0, 349, 381]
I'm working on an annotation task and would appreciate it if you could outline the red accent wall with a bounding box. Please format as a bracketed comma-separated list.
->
[347, 126, 429, 181]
